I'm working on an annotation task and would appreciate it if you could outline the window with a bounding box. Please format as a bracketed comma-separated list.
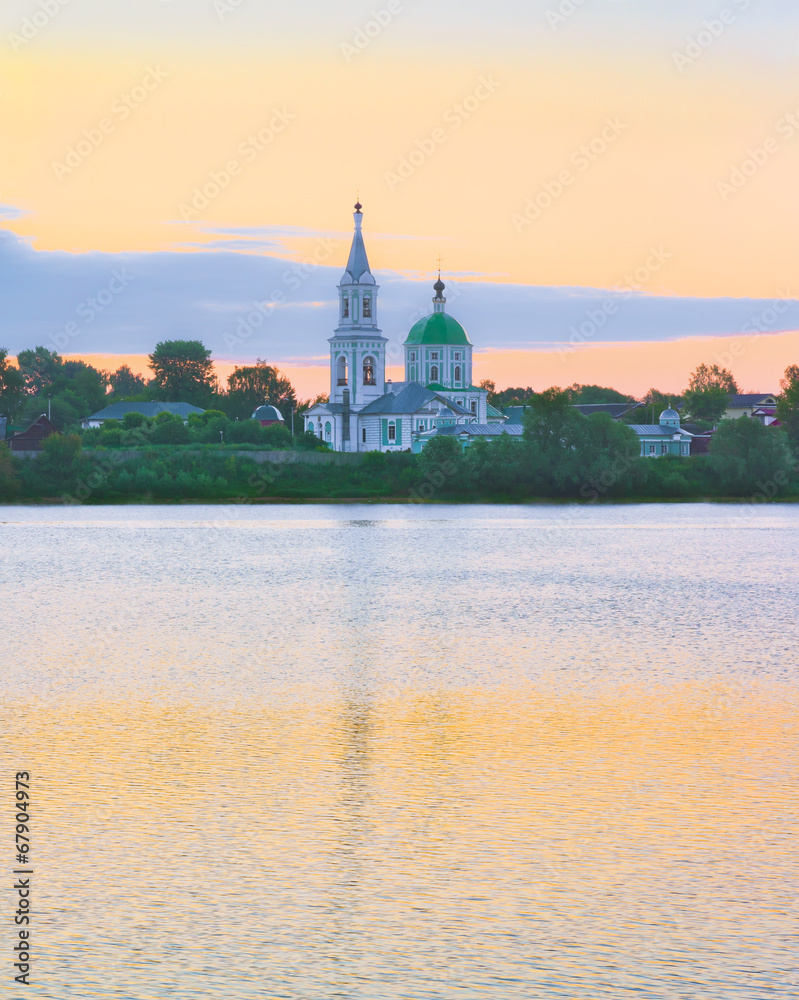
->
[430, 365, 439, 382]
[471, 400, 477, 414]
[418, 421, 424, 431]
[388, 421, 396, 441]
[337, 356, 348, 386]
[363, 296, 372, 319]
[363, 356, 375, 385]
[454, 365, 462, 382]
[454, 353, 461, 361]
[430, 352, 439, 361]
[649, 444, 656, 455]
[410, 352, 416, 362]
[682, 444, 688, 455]
[342, 296, 349, 319]
[362, 428, 367, 443]
[661, 443, 669, 455]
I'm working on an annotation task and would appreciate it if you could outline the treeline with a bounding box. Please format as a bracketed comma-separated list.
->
[79, 408, 321, 450]
[0, 341, 320, 432]
[2, 392, 796, 503]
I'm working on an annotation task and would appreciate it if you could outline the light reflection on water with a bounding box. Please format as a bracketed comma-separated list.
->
[1, 503, 797, 999]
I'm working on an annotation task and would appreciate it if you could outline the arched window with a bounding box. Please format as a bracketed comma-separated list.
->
[363, 356, 375, 385]
[342, 296, 349, 320]
[430, 365, 439, 382]
[363, 296, 372, 319]
[337, 356, 348, 386]
[325, 421, 332, 441]
[454, 365, 462, 383]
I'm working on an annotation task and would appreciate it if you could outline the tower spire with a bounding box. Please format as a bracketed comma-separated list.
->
[343, 199, 371, 282]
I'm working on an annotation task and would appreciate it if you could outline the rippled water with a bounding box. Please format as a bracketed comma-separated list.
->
[1, 503, 797, 998]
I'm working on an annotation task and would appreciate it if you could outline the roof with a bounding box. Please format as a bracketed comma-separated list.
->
[342, 210, 373, 284]
[486, 403, 507, 420]
[359, 383, 472, 417]
[628, 424, 691, 438]
[659, 407, 680, 420]
[252, 404, 284, 421]
[420, 423, 525, 438]
[728, 393, 777, 407]
[86, 401, 205, 420]
[405, 312, 471, 347]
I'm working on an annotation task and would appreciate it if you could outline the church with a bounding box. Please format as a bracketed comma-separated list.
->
[304, 203, 506, 452]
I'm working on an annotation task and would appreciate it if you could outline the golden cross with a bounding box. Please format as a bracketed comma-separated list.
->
[436, 254, 443, 275]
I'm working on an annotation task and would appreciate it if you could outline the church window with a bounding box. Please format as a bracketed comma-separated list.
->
[661, 443, 669, 455]
[342, 296, 349, 319]
[454, 353, 461, 361]
[430, 365, 439, 382]
[388, 421, 396, 441]
[470, 400, 477, 415]
[430, 352, 439, 361]
[325, 421, 332, 441]
[418, 421, 424, 431]
[363, 356, 375, 385]
[363, 296, 372, 319]
[362, 428, 367, 443]
[410, 352, 416, 361]
[454, 365, 462, 383]
[337, 355, 348, 386]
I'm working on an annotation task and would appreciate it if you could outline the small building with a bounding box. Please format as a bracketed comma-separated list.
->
[629, 407, 692, 457]
[725, 393, 778, 420]
[412, 422, 524, 453]
[82, 401, 205, 428]
[9, 415, 60, 452]
[252, 404, 284, 427]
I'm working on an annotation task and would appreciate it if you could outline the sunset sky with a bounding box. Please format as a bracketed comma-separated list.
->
[2, 0, 798, 397]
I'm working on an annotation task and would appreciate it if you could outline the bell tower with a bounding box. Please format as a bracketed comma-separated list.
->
[329, 202, 387, 407]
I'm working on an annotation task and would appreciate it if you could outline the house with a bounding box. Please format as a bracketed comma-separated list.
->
[9, 415, 60, 452]
[412, 422, 524, 453]
[82, 401, 205, 428]
[725, 393, 778, 421]
[628, 407, 692, 457]
[303, 202, 505, 452]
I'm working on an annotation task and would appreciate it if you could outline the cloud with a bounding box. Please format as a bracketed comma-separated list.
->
[0, 228, 796, 369]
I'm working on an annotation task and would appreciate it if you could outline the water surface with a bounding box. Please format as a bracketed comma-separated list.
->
[1, 504, 797, 998]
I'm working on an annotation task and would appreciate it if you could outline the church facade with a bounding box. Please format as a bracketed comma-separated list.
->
[304, 203, 505, 452]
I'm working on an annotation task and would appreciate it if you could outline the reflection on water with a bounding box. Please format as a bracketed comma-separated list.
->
[1, 504, 797, 998]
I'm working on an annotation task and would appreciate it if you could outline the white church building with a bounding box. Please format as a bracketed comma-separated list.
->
[304, 203, 506, 452]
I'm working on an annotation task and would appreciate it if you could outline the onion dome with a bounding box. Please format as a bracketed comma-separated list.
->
[252, 404, 284, 423]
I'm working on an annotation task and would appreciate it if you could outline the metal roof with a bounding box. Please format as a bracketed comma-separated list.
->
[359, 383, 472, 416]
[424, 423, 525, 437]
[628, 424, 691, 437]
[728, 393, 778, 407]
[86, 401, 205, 420]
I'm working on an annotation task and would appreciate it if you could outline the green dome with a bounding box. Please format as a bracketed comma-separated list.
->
[405, 312, 471, 347]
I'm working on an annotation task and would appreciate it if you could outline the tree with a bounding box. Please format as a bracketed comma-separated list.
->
[681, 385, 729, 425]
[709, 418, 793, 495]
[521, 387, 581, 456]
[225, 360, 296, 421]
[566, 383, 633, 405]
[687, 363, 739, 394]
[17, 346, 63, 396]
[0, 442, 20, 499]
[0, 349, 24, 417]
[416, 435, 464, 496]
[148, 340, 217, 404]
[777, 364, 799, 448]
[110, 364, 148, 397]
